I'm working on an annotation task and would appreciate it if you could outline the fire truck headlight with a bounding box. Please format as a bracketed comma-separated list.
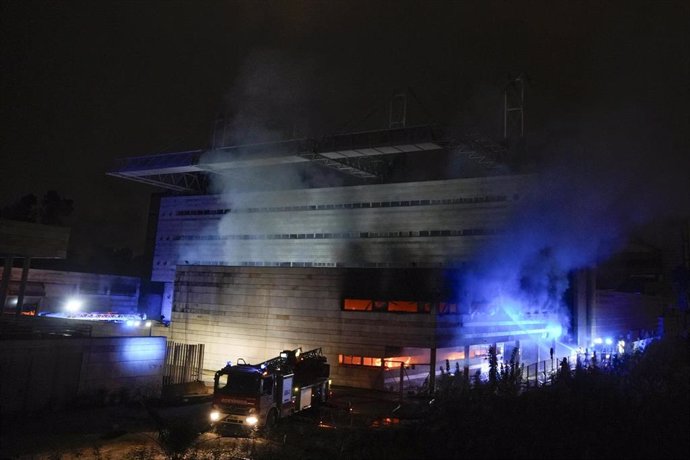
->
[245, 415, 259, 426]
[210, 411, 221, 422]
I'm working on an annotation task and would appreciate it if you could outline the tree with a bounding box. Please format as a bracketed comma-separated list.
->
[40, 190, 73, 225]
[1, 193, 38, 222]
[0, 191, 73, 226]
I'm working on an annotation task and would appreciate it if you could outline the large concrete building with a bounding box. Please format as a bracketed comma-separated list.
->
[151, 175, 530, 313]
[109, 124, 653, 390]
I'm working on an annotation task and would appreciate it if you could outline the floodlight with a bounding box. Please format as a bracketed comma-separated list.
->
[65, 298, 83, 313]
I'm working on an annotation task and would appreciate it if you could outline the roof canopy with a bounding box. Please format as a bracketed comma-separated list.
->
[108, 125, 508, 193]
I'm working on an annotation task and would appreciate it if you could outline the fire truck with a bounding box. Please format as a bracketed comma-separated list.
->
[209, 347, 330, 431]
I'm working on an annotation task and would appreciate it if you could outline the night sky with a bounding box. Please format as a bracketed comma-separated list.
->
[1, 1, 688, 270]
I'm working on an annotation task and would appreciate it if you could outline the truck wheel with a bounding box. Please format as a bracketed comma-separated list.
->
[265, 409, 278, 432]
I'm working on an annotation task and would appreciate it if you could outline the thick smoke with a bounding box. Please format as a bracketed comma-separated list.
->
[189, 42, 689, 337]
[189, 50, 349, 265]
[460, 109, 690, 336]
[202, 49, 348, 193]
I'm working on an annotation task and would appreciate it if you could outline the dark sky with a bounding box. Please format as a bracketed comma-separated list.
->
[1, 1, 688, 266]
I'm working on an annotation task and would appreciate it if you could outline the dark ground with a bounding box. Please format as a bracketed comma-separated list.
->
[0, 386, 414, 459]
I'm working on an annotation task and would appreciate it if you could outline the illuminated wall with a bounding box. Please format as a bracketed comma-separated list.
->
[170, 265, 556, 390]
[152, 175, 532, 283]
[0, 336, 165, 414]
[592, 290, 662, 341]
[77, 336, 166, 399]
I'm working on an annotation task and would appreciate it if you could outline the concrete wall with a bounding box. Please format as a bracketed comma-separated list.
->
[593, 290, 663, 340]
[170, 266, 437, 389]
[169, 265, 557, 390]
[152, 175, 531, 282]
[0, 336, 165, 414]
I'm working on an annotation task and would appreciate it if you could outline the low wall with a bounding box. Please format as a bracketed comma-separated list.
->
[0, 336, 166, 414]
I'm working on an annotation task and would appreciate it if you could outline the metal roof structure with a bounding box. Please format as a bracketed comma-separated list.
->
[108, 124, 508, 193]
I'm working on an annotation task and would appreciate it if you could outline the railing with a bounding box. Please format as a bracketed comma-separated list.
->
[163, 341, 205, 385]
[522, 336, 661, 387]
[523, 357, 561, 387]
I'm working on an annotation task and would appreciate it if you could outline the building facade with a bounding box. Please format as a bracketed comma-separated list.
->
[170, 264, 561, 390]
[152, 174, 570, 389]
[108, 124, 673, 390]
[0, 267, 140, 316]
[153, 175, 532, 318]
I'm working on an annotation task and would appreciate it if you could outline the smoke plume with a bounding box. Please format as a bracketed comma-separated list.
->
[460, 108, 690, 335]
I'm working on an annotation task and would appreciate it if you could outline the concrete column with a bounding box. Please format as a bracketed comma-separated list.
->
[399, 363, 405, 402]
[428, 347, 436, 394]
[161, 282, 174, 322]
[15, 257, 31, 316]
[0, 257, 13, 313]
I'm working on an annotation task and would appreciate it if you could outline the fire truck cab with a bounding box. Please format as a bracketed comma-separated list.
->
[210, 347, 330, 431]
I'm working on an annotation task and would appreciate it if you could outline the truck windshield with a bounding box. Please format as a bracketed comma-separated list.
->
[216, 371, 260, 395]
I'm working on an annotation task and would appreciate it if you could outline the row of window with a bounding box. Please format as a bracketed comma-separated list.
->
[176, 209, 229, 216]
[338, 347, 495, 369]
[161, 228, 498, 242]
[156, 260, 463, 269]
[343, 299, 431, 313]
[158, 260, 340, 268]
[77, 283, 138, 296]
[343, 299, 461, 314]
[339, 354, 384, 368]
[173, 194, 512, 217]
[337, 355, 429, 369]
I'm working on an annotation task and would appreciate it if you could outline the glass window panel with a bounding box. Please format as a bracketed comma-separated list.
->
[343, 299, 372, 311]
[373, 301, 388, 311]
[388, 301, 418, 312]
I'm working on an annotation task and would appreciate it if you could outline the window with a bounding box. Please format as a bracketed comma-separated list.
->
[262, 376, 274, 395]
[339, 354, 382, 367]
[343, 299, 372, 311]
[470, 345, 491, 359]
[387, 301, 419, 313]
[438, 303, 459, 314]
[343, 299, 430, 313]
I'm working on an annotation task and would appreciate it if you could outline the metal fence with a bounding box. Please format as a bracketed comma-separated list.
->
[523, 357, 561, 386]
[163, 341, 205, 385]
[522, 337, 661, 387]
